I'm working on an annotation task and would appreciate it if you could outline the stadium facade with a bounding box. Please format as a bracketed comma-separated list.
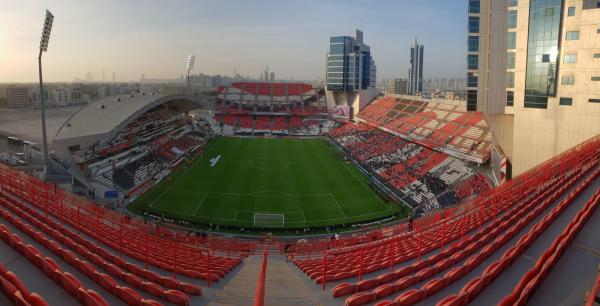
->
[469, 0, 600, 177]
[52, 93, 207, 203]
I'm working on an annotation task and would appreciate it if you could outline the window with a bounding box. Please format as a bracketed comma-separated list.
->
[507, 72, 515, 88]
[567, 6, 575, 16]
[468, 54, 479, 69]
[542, 54, 550, 62]
[469, 16, 480, 33]
[561, 75, 575, 85]
[566, 31, 580, 40]
[594, 53, 600, 58]
[468, 36, 479, 52]
[469, 0, 480, 14]
[467, 90, 478, 111]
[597, 28, 600, 33]
[592, 77, 600, 81]
[559, 97, 572, 106]
[563, 54, 577, 63]
[508, 0, 518, 7]
[507, 52, 516, 69]
[507, 91, 514, 106]
[508, 10, 517, 28]
[330, 44, 346, 54]
[589, 98, 600, 103]
[545, 7, 554, 17]
[507, 32, 517, 49]
[468, 72, 478, 87]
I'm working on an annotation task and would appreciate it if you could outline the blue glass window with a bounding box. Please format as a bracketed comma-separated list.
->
[508, 0, 518, 7]
[468, 36, 479, 52]
[524, 0, 563, 109]
[469, 0, 480, 13]
[469, 16, 480, 33]
[468, 72, 478, 87]
[468, 54, 479, 70]
[330, 44, 345, 54]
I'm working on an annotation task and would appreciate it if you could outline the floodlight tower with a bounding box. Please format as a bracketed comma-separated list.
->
[38, 9, 53, 180]
[185, 54, 195, 96]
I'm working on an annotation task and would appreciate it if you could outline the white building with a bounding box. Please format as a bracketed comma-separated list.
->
[471, 0, 600, 178]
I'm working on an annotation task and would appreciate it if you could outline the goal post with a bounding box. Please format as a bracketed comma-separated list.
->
[253, 213, 285, 228]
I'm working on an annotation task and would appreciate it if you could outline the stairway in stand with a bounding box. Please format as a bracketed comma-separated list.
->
[208, 256, 262, 306]
[207, 253, 323, 306]
[264, 255, 322, 306]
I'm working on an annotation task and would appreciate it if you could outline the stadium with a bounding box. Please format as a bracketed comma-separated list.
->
[1, 2, 600, 305]
[2, 78, 599, 306]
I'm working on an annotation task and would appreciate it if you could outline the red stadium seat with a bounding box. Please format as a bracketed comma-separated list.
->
[373, 283, 398, 299]
[333, 283, 356, 298]
[394, 289, 426, 305]
[164, 289, 190, 306]
[345, 291, 376, 306]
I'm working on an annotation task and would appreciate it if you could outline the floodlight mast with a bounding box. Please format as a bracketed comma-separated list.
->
[186, 54, 195, 96]
[38, 9, 53, 180]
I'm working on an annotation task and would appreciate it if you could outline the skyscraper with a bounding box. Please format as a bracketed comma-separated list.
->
[326, 29, 376, 92]
[470, 0, 600, 177]
[325, 29, 378, 118]
[408, 38, 424, 95]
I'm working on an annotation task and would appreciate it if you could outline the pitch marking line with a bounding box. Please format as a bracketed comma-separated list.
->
[148, 160, 199, 208]
[328, 194, 346, 218]
[193, 193, 209, 215]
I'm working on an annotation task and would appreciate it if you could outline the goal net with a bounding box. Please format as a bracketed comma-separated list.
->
[253, 213, 285, 228]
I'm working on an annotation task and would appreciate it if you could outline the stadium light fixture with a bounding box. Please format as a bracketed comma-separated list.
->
[186, 53, 195, 96]
[38, 9, 54, 180]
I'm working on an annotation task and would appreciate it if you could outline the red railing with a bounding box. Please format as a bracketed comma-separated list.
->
[587, 269, 600, 306]
[254, 248, 268, 306]
[288, 135, 600, 260]
[0, 164, 256, 259]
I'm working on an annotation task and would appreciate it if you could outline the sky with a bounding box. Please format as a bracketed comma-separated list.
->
[0, 0, 468, 83]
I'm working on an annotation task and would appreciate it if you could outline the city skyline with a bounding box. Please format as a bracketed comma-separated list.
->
[1, 0, 468, 83]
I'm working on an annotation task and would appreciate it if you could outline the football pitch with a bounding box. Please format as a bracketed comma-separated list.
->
[129, 137, 401, 229]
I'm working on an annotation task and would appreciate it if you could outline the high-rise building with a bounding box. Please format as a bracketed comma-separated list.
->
[408, 38, 424, 95]
[326, 29, 376, 92]
[325, 29, 378, 118]
[269, 72, 275, 82]
[471, 0, 600, 178]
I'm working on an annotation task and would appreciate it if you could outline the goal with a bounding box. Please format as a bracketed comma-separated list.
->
[253, 213, 285, 228]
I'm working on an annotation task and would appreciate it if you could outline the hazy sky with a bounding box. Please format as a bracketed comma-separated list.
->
[0, 0, 467, 83]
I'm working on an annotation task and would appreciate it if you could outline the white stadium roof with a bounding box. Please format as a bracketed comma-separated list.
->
[53, 94, 195, 143]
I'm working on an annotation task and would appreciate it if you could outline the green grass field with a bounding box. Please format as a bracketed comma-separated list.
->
[129, 137, 401, 229]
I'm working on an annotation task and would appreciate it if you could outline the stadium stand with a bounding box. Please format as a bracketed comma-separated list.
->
[214, 82, 329, 136]
[0, 162, 255, 306]
[357, 96, 492, 163]
[0, 260, 50, 306]
[285, 134, 600, 306]
[329, 122, 491, 211]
